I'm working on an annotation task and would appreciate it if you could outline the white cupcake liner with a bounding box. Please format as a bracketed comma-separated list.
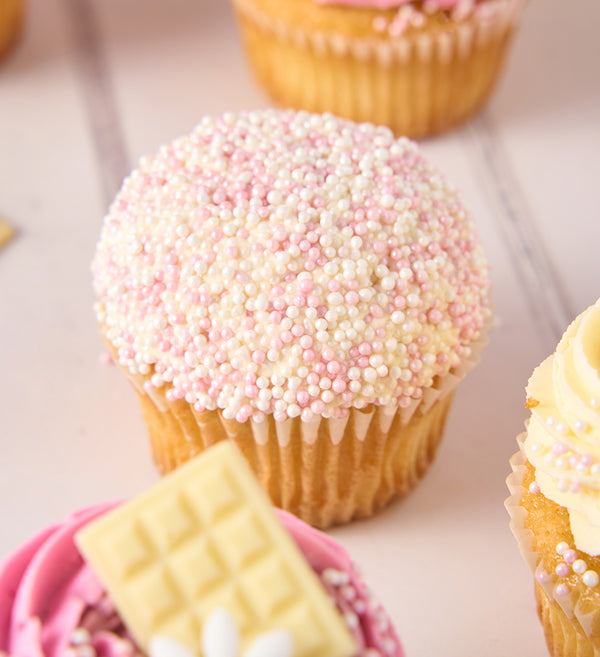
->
[506, 436, 600, 640]
[232, 0, 527, 136]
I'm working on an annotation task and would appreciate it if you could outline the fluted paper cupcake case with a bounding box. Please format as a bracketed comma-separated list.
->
[110, 328, 486, 529]
[231, 0, 526, 139]
[506, 437, 600, 656]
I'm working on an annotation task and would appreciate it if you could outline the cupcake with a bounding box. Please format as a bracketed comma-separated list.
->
[229, 0, 526, 139]
[93, 109, 491, 527]
[0, 0, 23, 59]
[507, 298, 600, 657]
[0, 449, 404, 657]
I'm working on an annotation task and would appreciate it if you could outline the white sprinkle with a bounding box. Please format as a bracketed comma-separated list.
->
[583, 570, 600, 587]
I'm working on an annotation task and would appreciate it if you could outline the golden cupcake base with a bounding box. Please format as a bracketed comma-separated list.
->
[232, 0, 525, 139]
[536, 583, 600, 657]
[0, 0, 24, 60]
[137, 387, 454, 528]
[507, 448, 600, 657]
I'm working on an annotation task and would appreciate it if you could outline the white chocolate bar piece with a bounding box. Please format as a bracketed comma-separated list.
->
[76, 442, 357, 657]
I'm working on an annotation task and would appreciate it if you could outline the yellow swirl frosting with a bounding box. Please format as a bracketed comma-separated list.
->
[524, 299, 600, 555]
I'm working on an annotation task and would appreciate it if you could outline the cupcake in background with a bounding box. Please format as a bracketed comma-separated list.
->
[93, 109, 491, 528]
[507, 298, 600, 657]
[0, 0, 23, 59]
[230, 0, 526, 139]
[0, 443, 404, 657]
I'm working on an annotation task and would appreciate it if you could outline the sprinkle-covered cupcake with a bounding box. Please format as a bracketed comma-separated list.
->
[230, 0, 526, 139]
[0, 444, 404, 657]
[507, 298, 600, 657]
[93, 109, 491, 527]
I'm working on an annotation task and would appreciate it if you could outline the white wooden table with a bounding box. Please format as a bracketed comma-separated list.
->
[1, 1, 598, 655]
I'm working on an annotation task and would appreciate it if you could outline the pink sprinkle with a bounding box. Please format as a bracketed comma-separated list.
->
[327, 361, 341, 376]
[311, 400, 325, 414]
[299, 335, 313, 349]
[537, 569, 550, 583]
[297, 390, 310, 406]
[428, 309, 444, 324]
[528, 482, 540, 495]
[370, 304, 384, 318]
[564, 550, 578, 565]
[299, 279, 313, 293]
[556, 563, 570, 578]
[303, 349, 316, 362]
[252, 350, 266, 364]
[410, 359, 423, 373]
[332, 378, 346, 393]
[552, 442, 568, 456]
[322, 347, 335, 362]
[345, 291, 360, 305]
[555, 583, 569, 597]
[291, 324, 304, 337]
[358, 343, 372, 356]
[245, 384, 258, 398]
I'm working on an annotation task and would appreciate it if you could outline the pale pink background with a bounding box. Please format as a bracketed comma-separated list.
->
[0, 1, 599, 655]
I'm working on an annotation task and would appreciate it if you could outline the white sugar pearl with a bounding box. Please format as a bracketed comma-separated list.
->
[583, 570, 600, 587]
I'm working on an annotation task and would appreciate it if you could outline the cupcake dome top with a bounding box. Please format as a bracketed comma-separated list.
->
[93, 110, 490, 424]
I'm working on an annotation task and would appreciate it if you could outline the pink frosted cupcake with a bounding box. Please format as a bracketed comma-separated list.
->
[230, 0, 527, 138]
[0, 504, 403, 657]
[93, 109, 491, 527]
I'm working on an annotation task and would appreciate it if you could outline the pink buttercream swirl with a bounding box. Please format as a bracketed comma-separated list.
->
[0, 505, 403, 657]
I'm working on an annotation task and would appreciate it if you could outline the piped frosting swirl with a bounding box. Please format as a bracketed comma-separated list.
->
[0, 505, 403, 657]
[524, 299, 600, 555]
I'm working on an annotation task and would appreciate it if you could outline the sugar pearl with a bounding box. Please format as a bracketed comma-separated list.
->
[583, 570, 600, 587]
[555, 583, 569, 596]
